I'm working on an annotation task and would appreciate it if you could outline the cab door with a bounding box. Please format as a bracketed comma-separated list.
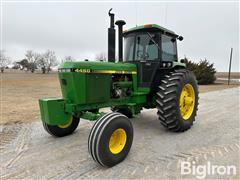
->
[133, 32, 160, 87]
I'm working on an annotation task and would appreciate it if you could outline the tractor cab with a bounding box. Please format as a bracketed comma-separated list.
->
[108, 9, 184, 88]
[122, 24, 183, 88]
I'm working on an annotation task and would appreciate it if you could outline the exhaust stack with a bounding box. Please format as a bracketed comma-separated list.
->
[115, 20, 126, 62]
[108, 9, 115, 62]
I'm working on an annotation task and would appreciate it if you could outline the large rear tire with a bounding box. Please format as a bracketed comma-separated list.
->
[156, 69, 198, 132]
[88, 112, 133, 167]
[43, 116, 80, 137]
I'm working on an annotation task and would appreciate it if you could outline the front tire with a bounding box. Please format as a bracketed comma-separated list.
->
[156, 69, 199, 132]
[43, 116, 80, 137]
[88, 112, 133, 167]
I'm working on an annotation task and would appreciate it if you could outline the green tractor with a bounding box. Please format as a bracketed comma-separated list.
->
[39, 9, 198, 167]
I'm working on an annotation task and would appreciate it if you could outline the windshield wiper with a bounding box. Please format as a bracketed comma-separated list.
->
[146, 32, 161, 52]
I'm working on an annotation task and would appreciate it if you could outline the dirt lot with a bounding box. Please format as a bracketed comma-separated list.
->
[1, 70, 239, 125]
[1, 71, 61, 125]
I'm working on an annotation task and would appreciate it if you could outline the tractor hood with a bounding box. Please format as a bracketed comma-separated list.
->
[58, 61, 137, 74]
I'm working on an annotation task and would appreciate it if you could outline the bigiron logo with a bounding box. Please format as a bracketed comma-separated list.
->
[180, 161, 237, 179]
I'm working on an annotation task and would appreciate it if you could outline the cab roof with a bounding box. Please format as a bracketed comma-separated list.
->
[123, 24, 177, 36]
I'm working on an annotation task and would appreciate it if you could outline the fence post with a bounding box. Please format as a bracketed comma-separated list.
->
[228, 48, 233, 85]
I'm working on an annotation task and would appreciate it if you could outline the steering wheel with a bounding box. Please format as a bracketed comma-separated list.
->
[137, 50, 149, 60]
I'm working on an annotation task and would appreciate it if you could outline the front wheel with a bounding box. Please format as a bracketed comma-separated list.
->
[156, 69, 199, 132]
[88, 112, 133, 167]
[43, 116, 80, 137]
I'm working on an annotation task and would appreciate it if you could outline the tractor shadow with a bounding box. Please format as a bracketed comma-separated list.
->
[131, 109, 168, 134]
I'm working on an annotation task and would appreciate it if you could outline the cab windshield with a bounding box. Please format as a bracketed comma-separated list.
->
[124, 33, 159, 61]
[124, 32, 177, 61]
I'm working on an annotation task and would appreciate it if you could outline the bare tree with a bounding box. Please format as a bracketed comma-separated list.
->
[12, 61, 21, 69]
[62, 56, 74, 62]
[25, 50, 39, 73]
[37, 50, 57, 74]
[36, 54, 46, 73]
[0, 50, 11, 73]
[95, 52, 107, 61]
[45, 50, 57, 73]
[17, 59, 28, 70]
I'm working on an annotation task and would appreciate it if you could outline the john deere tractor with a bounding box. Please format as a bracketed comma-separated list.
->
[39, 9, 198, 167]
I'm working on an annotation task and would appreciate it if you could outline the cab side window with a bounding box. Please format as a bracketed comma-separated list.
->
[161, 34, 177, 61]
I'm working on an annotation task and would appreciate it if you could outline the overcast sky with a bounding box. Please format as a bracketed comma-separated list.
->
[1, 1, 239, 71]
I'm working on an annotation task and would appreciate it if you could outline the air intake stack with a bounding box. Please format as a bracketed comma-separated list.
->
[115, 20, 126, 62]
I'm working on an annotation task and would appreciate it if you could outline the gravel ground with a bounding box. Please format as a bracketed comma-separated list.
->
[0, 87, 239, 179]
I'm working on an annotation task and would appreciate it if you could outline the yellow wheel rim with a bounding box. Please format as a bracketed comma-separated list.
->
[109, 128, 127, 154]
[58, 116, 73, 128]
[179, 83, 195, 120]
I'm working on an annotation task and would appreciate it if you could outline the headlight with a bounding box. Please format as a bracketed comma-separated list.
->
[64, 69, 71, 72]
[58, 68, 72, 72]
[161, 62, 172, 68]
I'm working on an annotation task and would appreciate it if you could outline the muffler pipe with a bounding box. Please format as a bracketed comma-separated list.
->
[108, 8, 115, 62]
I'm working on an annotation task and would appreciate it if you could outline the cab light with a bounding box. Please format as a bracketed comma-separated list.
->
[144, 24, 153, 28]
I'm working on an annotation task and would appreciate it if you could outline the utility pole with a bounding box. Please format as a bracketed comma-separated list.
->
[228, 48, 233, 85]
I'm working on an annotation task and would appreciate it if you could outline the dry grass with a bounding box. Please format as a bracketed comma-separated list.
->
[1, 70, 61, 125]
[198, 80, 239, 93]
[1, 70, 239, 124]
[216, 72, 240, 79]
